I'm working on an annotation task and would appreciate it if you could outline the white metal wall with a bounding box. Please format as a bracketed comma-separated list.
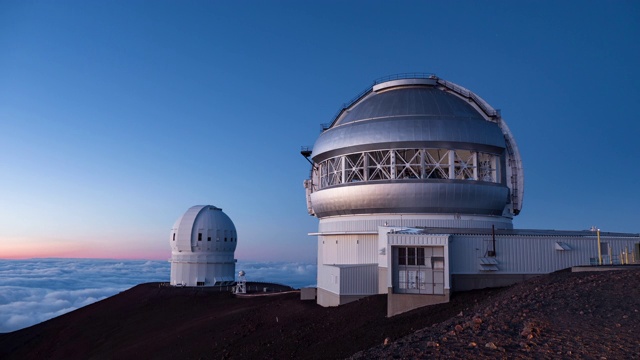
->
[317, 264, 378, 296]
[317, 264, 340, 295]
[315, 220, 385, 301]
[449, 235, 640, 274]
[318, 235, 377, 265]
[316, 226, 638, 304]
[339, 264, 379, 295]
[169, 252, 235, 286]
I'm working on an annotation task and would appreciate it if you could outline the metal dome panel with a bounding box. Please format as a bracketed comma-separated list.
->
[173, 205, 207, 252]
[335, 87, 485, 126]
[312, 117, 506, 162]
[310, 181, 509, 218]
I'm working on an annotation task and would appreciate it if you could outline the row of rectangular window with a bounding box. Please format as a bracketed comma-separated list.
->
[198, 232, 235, 242]
[397, 247, 445, 269]
[171, 232, 235, 242]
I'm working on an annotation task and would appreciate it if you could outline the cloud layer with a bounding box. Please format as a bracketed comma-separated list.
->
[237, 261, 317, 289]
[0, 259, 316, 333]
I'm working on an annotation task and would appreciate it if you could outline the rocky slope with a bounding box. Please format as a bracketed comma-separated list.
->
[1, 270, 638, 359]
[351, 270, 640, 359]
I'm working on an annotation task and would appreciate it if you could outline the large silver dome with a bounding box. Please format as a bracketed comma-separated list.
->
[304, 75, 524, 221]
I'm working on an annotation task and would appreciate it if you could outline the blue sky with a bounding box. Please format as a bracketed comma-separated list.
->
[1, 1, 638, 261]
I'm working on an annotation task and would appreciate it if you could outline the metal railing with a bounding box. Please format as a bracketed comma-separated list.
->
[436, 79, 500, 119]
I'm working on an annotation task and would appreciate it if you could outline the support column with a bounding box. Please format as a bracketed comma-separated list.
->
[364, 153, 369, 181]
[420, 149, 426, 179]
[341, 155, 346, 184]
[473, 152, 478, 180]
[390, 150, 397, 179]
[448, 150, 455, 179]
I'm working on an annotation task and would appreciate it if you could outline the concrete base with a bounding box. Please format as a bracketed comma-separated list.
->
[378, 267, 388, 294]
[452, 274, 540, 291]
[300, 287, 317, 300]
[387, 288, 450, 317]
[316, 287, 369, 307]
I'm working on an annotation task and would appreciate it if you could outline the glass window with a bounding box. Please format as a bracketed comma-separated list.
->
[198, 233, 202, 241]
[408, 248, 416, 265]
[207, 237, 211, 242]
[408, 270, 417, 289]
[417, 248, 425, 266]
[398, 270, 406, 289]
[395, 247, 444, 294]
[398, 248, 406, 265]
[417, 271, 426, 290]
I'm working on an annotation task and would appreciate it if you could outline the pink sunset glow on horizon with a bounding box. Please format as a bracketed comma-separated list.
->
[0, 238, 171, 261]
[0, 237, 302, 262]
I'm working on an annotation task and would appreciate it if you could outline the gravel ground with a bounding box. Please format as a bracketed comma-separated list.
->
[351, 270, 640, 359]
[1, 270, 638, 359]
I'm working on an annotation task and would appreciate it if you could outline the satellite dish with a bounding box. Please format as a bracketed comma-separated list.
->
[238, 270, 245, 276]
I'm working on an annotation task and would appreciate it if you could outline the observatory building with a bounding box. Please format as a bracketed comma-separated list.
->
[169, 205, 237, 287]
[302, 74, 639, 316]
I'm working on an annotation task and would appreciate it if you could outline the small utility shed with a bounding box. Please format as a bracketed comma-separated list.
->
[381, 227, 639, 316]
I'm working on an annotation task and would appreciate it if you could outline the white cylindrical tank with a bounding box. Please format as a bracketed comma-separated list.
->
[169, 205, 237, 286]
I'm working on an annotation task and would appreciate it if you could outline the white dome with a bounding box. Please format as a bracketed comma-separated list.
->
[170, 205, 237, 253]
[169, 205, 237, 286]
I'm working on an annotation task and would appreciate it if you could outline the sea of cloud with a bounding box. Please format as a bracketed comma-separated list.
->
[0, 258, 316, 333]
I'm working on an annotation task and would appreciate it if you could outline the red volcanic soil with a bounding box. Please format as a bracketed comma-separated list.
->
[1, 271, 639, 359]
